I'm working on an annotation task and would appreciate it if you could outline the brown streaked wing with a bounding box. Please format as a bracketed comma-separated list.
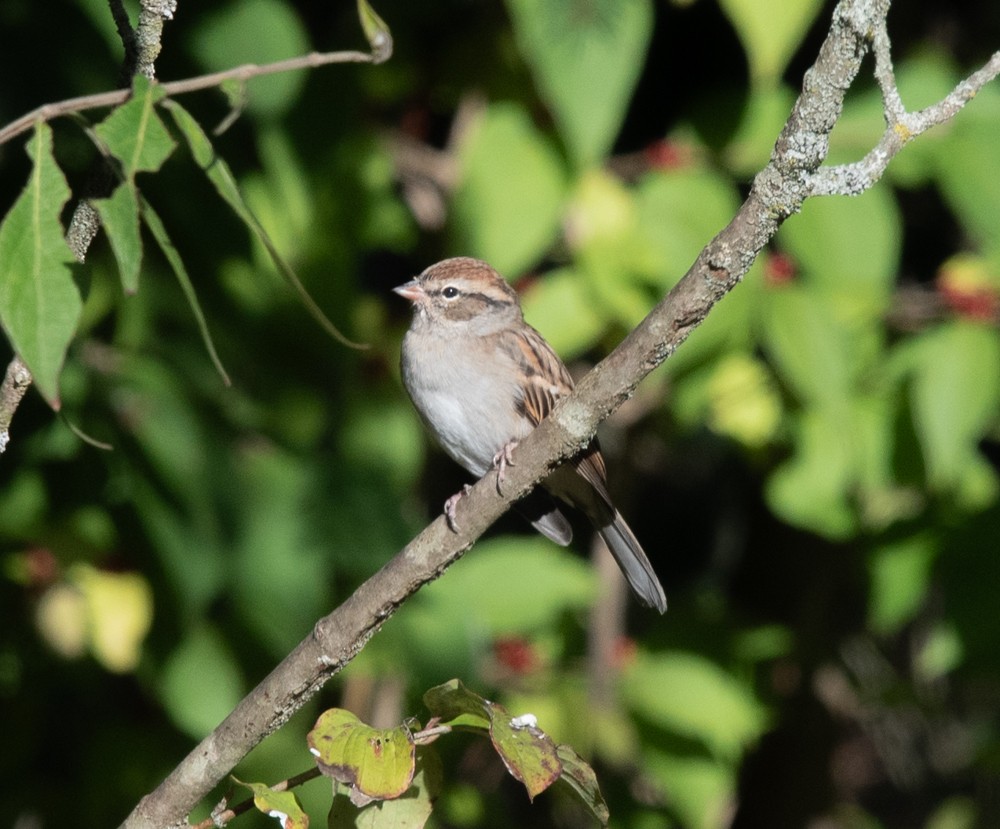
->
[503, 326, 575, 426]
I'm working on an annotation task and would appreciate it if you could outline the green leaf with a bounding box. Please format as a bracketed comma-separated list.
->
[777, 185, 901, 311]
[94, 74, 176, 179]
[724, 84, 798, 175]
[160, 626, 245, 739]
[0, 122, 80, 408]
[704, 352, 783, 449]
[520, 267, 606, 360]
[636, 166, 743, 285]
[162, 100, 363, 348]
[553, 745, 609, 827]
[762, 285, 854, 411]
[190, 0, 310, 120]
[565, 169, 654, 328]
[908, 322, 1000, 493]
[423, 679, 492, 729]
[308, 709, 415, 805]
[718, 0, 824, 85]
[356, 0, 392, 63]
[92, 182, 142, 293]
[868, 535, 937, 635]
[231, 446, 332, 657]
[765, 407, 857, 538]
[625, 651, 768, 761]
[933, 85, 1000, 255]
[233, 778, 309, 829]
[452, 103, 566, 275]
[506, 0, 653, 168]
[138, 195, 231, 385]
[644, 750, 735, 829]
[408, 537, 595, 639]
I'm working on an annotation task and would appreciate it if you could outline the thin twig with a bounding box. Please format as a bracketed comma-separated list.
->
[0, 49, 375, 147]
[191, 768, 323, 829]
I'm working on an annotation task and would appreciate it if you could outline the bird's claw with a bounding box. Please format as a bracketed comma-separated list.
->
[492, 440, 519, 494]
[443, 484, 473, 532]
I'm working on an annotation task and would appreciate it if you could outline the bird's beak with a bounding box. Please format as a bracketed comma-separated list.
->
[393, 279, 424, 303]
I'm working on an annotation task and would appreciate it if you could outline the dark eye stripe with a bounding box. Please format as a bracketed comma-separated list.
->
[429, 288, 507, 309]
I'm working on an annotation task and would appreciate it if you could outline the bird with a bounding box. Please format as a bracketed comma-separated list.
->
[394, 257, 667, 613]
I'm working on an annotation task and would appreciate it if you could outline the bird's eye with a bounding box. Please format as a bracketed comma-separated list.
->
[442, 286, 459, 299]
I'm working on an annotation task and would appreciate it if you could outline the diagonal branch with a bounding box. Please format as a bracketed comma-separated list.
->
[115, 0, 1000, 826]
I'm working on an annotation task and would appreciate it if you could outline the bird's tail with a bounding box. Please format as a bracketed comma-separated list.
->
[599, 512, 667, 614]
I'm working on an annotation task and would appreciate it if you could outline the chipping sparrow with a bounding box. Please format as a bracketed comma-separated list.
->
[395, 257, 667, 613]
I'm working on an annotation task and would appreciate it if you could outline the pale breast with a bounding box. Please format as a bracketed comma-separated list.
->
[401, 329, 532, 477]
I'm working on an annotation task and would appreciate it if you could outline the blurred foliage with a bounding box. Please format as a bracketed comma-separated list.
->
[1, 0, 1000, 827]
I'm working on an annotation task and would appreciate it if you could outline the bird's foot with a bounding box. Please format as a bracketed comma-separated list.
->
[444, 484, 473, 532]
[492, 440, 519, 493]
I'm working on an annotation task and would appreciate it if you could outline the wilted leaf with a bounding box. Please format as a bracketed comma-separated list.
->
[554, 745, 609, 826]
[0, 122, 80, 408]
[489, 707, 562, 800]
[308, 708, 415, 804]
[34, 583, 87, 660]
[328, 748, 442, 829]
[233, 778, 309, 829]
[423, 679, 562, 800]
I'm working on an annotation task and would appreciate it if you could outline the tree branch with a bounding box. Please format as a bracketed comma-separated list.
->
[0, 49, 379, 148]
[808, 15, 1000, 196]
[116, 1, 1000, 826]
[0, 356, 32, 454]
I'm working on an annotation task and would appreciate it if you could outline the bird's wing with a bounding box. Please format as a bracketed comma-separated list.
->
[501, 325, 575, 426]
